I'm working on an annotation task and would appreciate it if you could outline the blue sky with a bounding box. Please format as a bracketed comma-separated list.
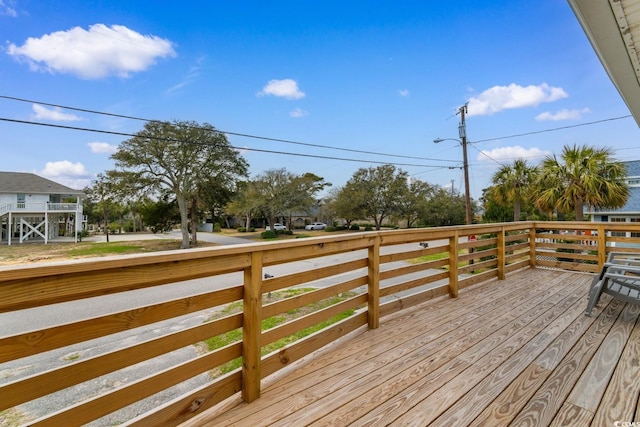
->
[1, 0, 639, 201]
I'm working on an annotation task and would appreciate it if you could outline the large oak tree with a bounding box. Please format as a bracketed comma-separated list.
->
[111, 120, 248, 248]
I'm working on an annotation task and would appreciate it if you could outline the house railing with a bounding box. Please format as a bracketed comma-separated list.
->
[0, 202, 81, 215]
[1, 221, 638, 425]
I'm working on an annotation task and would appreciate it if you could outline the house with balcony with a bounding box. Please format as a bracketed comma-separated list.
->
[0, 171, 84, 245]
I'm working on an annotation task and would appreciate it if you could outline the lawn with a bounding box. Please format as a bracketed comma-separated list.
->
[0, 239, 216, 266]
[202, 287, 358, 377]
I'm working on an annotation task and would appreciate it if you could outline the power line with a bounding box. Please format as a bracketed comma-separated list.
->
[0, 117, 457, 169]
[0, 95, 459, 164]
[2, 94, 636, 171]
[473, 114, 633, 143]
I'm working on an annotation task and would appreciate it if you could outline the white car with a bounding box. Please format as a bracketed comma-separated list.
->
[305, 222, 327, 230]
[272, 223, 287, 231]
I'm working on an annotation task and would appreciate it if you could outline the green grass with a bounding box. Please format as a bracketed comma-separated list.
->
[203, 287, 357, 376]
[68, 243, 148, 256]
[412, 252, 449, 263]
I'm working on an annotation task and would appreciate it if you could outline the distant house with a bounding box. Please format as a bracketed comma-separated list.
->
[0, 172, 84, 245]
[587, 160, 640, 241]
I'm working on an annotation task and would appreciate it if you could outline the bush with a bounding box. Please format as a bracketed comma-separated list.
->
[364, 225, 373, 231]
[237, 227, 246, 232]
[213, 222, 222, 233]
[261, 230, 277, 239]
[350, 224, 360, 231]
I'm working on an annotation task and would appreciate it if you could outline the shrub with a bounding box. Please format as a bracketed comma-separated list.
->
[213, 222, 222, 233]
[350, 224, 360, 231]
[237, 227, 246, 232]
[261, 230, 277, 239]
[364, 225, 373, 231]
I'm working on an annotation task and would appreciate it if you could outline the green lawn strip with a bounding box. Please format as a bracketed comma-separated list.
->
[67, 240, 184, 256]
[68, 243, 146, 256]
[203, 288, 357, 376]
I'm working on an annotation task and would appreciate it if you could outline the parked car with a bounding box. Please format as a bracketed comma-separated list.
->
[305, 222, 327, 230]
[272, 223, 287, 231]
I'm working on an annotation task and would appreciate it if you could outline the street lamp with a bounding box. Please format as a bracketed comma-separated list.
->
[434, 136, 472, 225]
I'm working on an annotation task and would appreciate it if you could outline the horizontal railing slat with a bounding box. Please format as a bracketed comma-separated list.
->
[29, 343, 243, 427]
[0, 314, 243, 410]
[0, 286, 243, 362]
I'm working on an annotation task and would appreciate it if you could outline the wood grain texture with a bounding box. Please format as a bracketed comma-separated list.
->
[8, 220, 640, 426]
[195, 268, 640, 427]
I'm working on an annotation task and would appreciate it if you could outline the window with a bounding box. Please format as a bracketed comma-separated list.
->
[611, 217, 627, 237]
[631, 218, 640, 238]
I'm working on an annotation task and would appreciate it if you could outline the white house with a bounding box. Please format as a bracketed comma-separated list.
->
[0, 172, 85, 245]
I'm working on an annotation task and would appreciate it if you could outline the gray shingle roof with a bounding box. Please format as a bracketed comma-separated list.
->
[0, 172, 84, 195]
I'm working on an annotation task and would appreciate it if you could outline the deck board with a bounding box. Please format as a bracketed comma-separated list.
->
[183, 268, 640, 427]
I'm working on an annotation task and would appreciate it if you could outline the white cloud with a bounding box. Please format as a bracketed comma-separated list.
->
[467, 83, 568, 117]
[290, 108, 308, 118]
[32, 104, 82, 122]
[38, 161, 92, 189]
[535, 107, 591, 121]
[0, 0, 17, 17]
[7, 24, 176, 79]
[399, 89, 410, 97]
[88, 142, 118, 154]
[257, 79, 305, 99]
[477, 145, 551, 163]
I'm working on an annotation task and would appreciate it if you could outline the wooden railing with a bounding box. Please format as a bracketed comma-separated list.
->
[0, 202, 81, 215]
[1, 221, 638, 425]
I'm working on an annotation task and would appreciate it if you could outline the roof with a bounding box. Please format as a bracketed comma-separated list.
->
[568, 0, 640, 126]
[0, 172, 84, 195]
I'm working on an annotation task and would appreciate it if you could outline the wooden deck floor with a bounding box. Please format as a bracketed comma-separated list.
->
[184, 268, 640, 426]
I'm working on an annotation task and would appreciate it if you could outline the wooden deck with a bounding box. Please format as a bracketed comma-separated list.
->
[184, 268, 640, 426]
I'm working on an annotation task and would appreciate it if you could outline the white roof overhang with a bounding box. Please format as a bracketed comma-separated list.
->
[568, 0, 640, 126]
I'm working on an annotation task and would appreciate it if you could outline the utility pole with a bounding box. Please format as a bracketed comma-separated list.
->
[458, 104, 472, 225]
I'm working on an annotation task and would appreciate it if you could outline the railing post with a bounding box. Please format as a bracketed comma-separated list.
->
[529, 226, 537, 268]
[367, 236, 380, 329]
[242, 251, 262, 402]
[597, 224, 606, 269]
[448, 231, 459, 298]
[497, 228, 505, 280]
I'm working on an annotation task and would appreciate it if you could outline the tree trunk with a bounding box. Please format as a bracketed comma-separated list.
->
[514, 201, 521, 222]
[245, 212, 251, 230]
[176, 194, 190, 249]
[575, 197, 584, 221]
[190, 196, 198, 246]
[103, 206, 109, 243]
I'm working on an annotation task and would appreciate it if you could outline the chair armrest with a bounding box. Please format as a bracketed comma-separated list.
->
[604, 264, 640, 280]
[606, 252, 640, 266]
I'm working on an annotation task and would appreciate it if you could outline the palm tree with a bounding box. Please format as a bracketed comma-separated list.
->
[535, 144, 628, 221]
[490, 159, 538, 221]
